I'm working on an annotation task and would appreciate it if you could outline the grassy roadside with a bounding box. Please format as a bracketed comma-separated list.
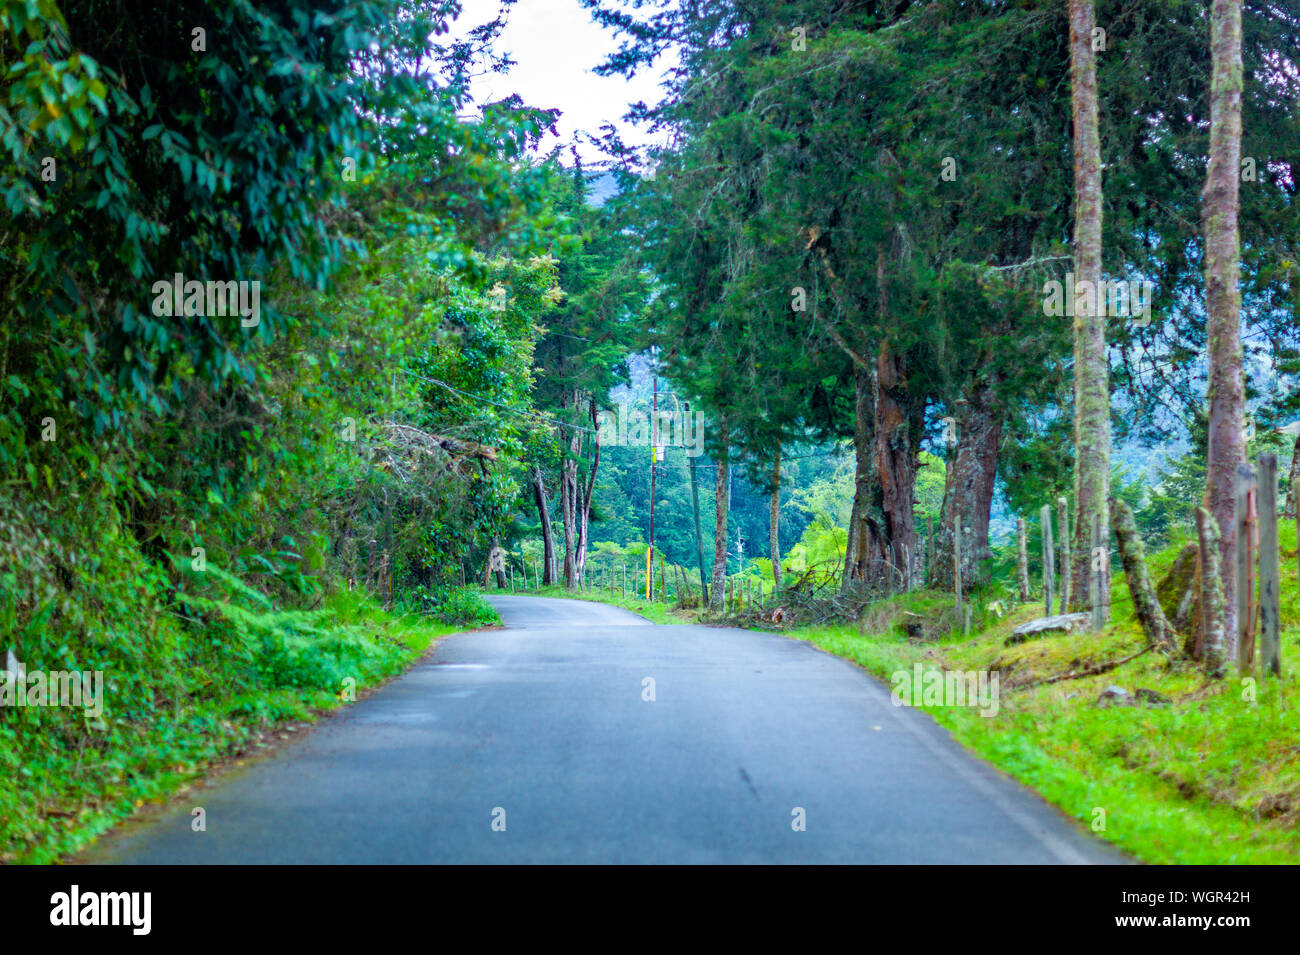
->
[789, 598, 1299, 864]
[5, 590, 492, 864]
[513, 530, 1300, 864]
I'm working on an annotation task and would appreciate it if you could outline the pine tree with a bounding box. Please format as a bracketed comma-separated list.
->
[1201, 0, 1247, 654]
[1067, 0, 1111, 620]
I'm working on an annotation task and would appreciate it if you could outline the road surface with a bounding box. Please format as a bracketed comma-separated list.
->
[84, 595, 1125, 864]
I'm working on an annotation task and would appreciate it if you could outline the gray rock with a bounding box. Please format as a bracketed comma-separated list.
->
[1005, 612, 1092, 645]
[1096, 685, 1133, 707]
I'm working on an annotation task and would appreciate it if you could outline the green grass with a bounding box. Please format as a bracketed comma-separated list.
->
[4, 589, 487, 864]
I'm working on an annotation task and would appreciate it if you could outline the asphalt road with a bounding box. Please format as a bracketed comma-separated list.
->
[85, 595, 1125, 864]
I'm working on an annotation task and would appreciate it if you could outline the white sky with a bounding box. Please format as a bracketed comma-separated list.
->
[453, 0, 672, 163]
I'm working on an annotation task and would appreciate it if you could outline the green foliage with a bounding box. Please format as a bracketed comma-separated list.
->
[0, 0, 564, 861]
[401, 584, 497, 627]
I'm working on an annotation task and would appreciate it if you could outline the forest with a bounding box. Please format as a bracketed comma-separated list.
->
[2, 0, 1299, 867]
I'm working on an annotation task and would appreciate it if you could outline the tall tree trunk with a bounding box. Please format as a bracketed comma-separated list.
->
[1201, 0, 1246, 654]
[806, 241, 885, 592]
[844, 363, 885, 588]
[769, 447, 783, 590]
[842, 493, 860, 586]
[574, 399, 601, 585]
[532, 465, 558, 585]
[560, 457, 577, 589]
[933, 373, 1003, 591]
[874, 338, 918, 590]
[711, 419, 730, 610]
[1068, 0, 1111, 619]
[489, 536, 507, 590]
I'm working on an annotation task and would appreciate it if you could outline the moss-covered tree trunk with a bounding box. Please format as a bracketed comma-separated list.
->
[1067, 0, 1111, 620]
[769, 447, 783, 590]
[843, 363, 885, 589]
[1201, 0, 1246, 656]
[933, 373, 1003, 593]
[1111, 497, 1179, 651]
[874, 337, 918, 591]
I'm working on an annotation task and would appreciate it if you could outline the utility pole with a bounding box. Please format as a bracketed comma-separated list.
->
[647, 375, 657, 600]
[688, 401, 709, 604]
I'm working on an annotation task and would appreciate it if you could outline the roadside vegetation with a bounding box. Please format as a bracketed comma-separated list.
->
[3, 590, 494, 864]
[7, 0, 1300, 868]
[3, 2, 541, 862]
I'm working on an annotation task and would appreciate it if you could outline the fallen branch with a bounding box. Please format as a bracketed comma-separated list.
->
[1010, 643, 1153, 691]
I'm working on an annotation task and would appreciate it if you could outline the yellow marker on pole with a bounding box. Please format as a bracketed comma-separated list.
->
[647, 437, 656, 600]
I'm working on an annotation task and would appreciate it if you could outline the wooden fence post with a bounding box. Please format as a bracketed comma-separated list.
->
[1016, 518, 1030, 602]
[1259, 453, 1281, 677]
[1041, 504, 1054, 617]
[1090, 513, 1104, 631]
[926, 514, 934, 586]
[954, 521, 963, 611]
[1235, 462, 1257, 676]
[1058, 497, 1070, 614]
[1195, 507, 1227, 677]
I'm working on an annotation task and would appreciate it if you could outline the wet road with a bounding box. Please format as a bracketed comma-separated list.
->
[85, 595, 1124, 863]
